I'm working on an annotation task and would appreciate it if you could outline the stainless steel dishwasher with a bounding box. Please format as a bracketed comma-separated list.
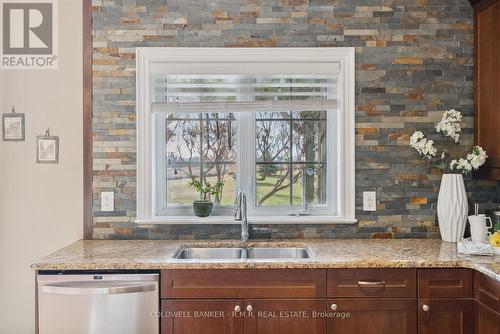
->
[37, 273, 159, 334]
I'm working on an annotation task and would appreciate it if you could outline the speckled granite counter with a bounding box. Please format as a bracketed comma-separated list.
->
[31, 239, 500, 282]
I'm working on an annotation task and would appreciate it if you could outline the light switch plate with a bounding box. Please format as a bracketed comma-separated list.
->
[101, 192, 114, 212]
[363, 191, 376, 211]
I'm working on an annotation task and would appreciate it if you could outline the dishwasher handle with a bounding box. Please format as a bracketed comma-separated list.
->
[41, 281, 156, 295]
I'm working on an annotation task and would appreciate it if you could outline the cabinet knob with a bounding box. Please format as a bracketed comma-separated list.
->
[422, 304, 430, 312]
[246, 304, 253, 312]
[234, 305, 241, 312]
[330, 304, 338, 311]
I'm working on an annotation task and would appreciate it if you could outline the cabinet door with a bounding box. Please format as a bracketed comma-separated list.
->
[326, 299, 416, 334]
[161, 299, 244, 334]
[475, 270, 500, 313]
[475, 0, 500, 179]
[476, 302, 500, 334]
[244, 299, 326, 334]
[418, 299, 474, 334]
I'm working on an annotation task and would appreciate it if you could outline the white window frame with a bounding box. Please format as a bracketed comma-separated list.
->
[136, 47, 356, 224]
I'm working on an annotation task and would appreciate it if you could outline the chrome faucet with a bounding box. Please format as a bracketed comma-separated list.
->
[235, 190, 249, 243]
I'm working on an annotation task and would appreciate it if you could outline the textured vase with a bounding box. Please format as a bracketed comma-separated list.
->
[437, 174, 468, 242]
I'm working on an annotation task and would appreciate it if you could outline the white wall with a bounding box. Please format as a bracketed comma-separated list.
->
[0, 1, 83, 332]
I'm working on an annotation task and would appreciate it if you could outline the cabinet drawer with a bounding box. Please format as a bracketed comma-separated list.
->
[161, 269, 326, 299]
[475, 271, 500, 313]
[327, 269, 416, 298]
[418, 269, 472, 298]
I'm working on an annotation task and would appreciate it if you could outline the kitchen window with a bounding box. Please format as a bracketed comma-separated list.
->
[136, 48, 355, 224]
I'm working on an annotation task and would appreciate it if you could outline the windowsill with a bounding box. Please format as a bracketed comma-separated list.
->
[135, 216, 358, 225]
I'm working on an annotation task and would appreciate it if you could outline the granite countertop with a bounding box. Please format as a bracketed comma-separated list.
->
[31, 239, 500, 282]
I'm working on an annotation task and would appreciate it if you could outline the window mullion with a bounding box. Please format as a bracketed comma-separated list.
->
[155, 113, 167, 215]
[326, 75, 337, 215]
[198, 114, 204, 197]
[239, 76, 257, 214]
[247, 112, 257, 214]
[289, 113, 293, 208]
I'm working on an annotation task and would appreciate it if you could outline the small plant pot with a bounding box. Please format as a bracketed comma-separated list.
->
[193, 201, 214, 217]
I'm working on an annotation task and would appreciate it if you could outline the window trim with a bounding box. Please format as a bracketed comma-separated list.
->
[136, 47, 356, 224]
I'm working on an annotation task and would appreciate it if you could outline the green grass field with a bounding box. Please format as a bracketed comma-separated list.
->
[167, 174, 304, 206]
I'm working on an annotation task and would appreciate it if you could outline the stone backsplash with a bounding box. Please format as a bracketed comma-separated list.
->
[91, 0, 500, 240]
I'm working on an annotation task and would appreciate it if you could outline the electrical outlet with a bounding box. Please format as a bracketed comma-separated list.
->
[363, 191, 376, 211]
[101, 192, 114, 212]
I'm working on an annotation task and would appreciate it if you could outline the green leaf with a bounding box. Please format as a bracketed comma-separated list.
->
[435, 162, 446, 170]
[495, 222, 500, 233]
[473, 146, 480, 155]
[188, 176, 225, 201]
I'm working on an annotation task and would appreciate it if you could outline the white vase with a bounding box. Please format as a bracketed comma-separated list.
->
[437, 174, 468, 242]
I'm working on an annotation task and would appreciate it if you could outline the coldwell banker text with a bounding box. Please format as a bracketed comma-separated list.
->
[1, 0, 58, 69]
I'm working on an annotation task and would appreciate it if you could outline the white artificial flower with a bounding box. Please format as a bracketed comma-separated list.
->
[410, 131, 436, 159]
[467, 146, 488, 170]
[425, 139, 437, 157]
[459, 158, 472, 173]
[435, 109, 462, 142]
[450, 158, 472, 173]
[450, 160, 457, 170]
[410, 131, 424, 144]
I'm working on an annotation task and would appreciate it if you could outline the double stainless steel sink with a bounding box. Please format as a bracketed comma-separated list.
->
[175, 247, 310, 260]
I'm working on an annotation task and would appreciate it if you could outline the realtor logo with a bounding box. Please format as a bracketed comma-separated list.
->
[1, 0, 58, 69]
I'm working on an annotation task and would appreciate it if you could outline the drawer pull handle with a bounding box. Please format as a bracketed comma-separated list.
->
[330, 304, 338, 311]
[357, 280, 386, 287]
[234, 305, 241, 312]
[246, 305, 253, 312]
[422, 304, 430, 312]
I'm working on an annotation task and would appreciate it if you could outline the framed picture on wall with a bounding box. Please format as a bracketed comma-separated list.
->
[36, 134, 59, 164]
[2, 111, 25, 141]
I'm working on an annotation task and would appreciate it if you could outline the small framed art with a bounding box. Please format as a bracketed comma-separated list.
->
[2, 108, 25, 141]
[36, 133, 59, 164]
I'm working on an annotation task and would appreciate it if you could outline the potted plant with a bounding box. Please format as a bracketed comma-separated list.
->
[410, 109, 488, 242]
[189, 177, 224, 217]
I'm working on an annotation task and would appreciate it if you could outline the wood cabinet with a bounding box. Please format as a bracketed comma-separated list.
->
[418, 269, 473, 299]
[161, 299, 244, 334]
[476, 301, 500, 334]
[245, 299, 326, 334]
[417, 269, 474, 334]
[160, 268, 500, 334]
[475, 271, 500, 334]
[327, 269, 416, 298]
[471, 0, 500, 179]
[326, 269, 417, 334]
[418, 299, 474, 334]
[475, 270, 500, 312]
[160, 270, 327, 334]
[326, 299, 416, 334]
[161, 298, 326, 334]
[161, 269, 325, 299]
